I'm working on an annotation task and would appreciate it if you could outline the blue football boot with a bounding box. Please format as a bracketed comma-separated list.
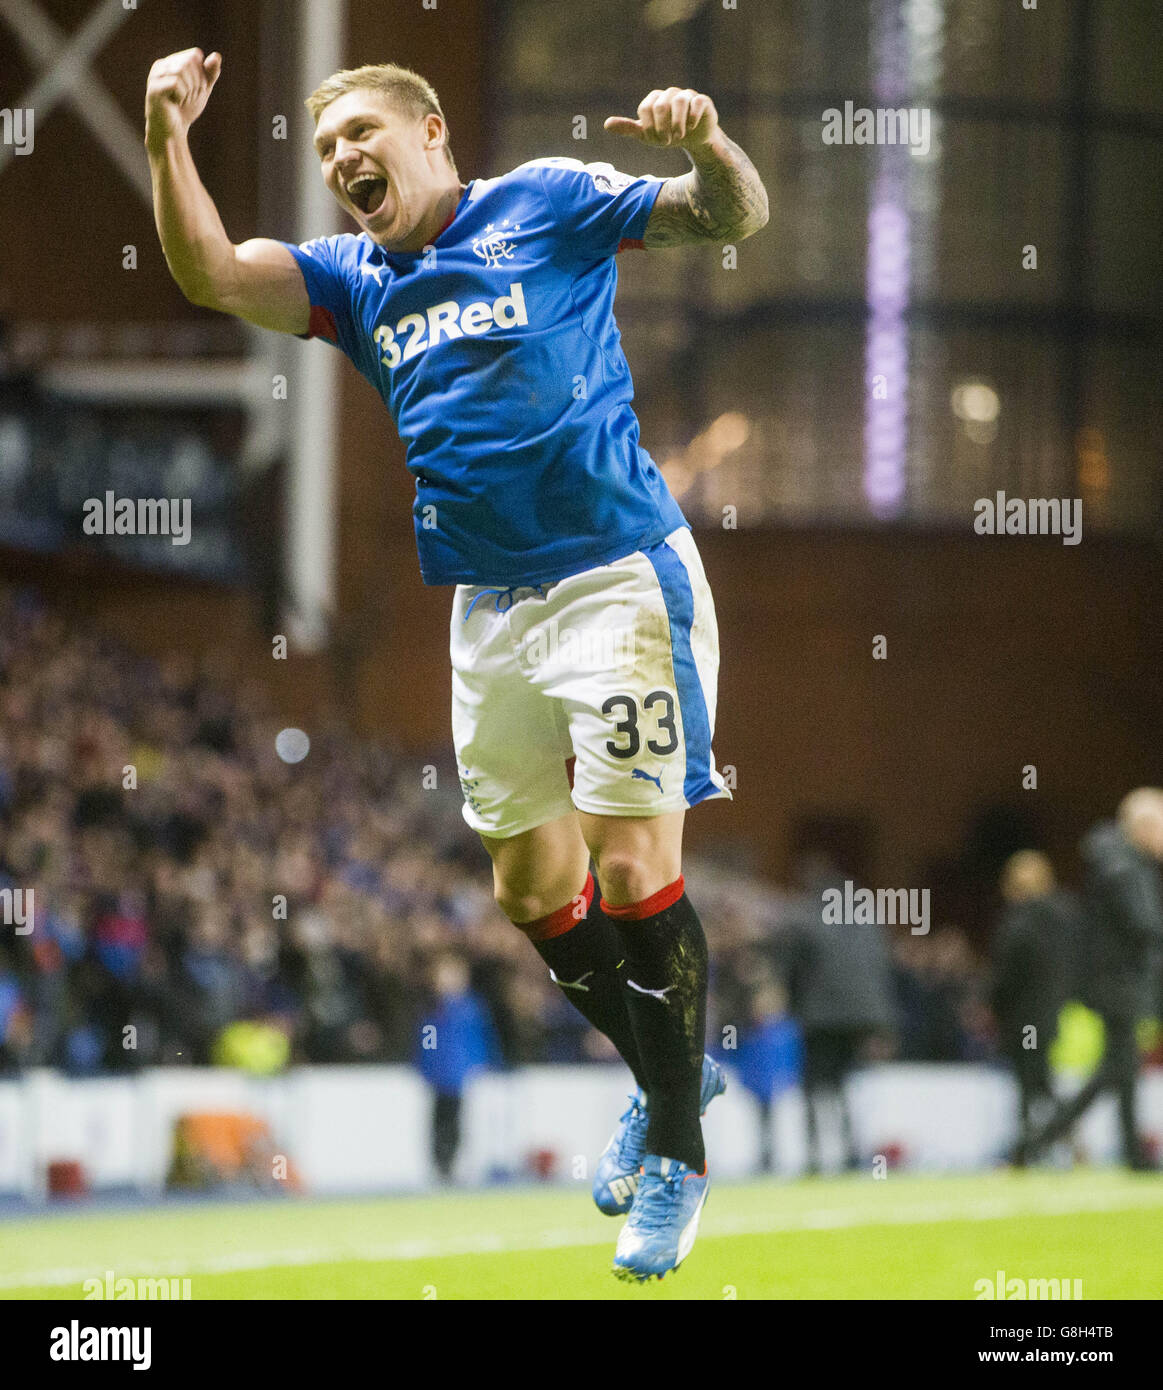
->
[612, 1154, 711, 1282]
[592, 1054, 726, 1215]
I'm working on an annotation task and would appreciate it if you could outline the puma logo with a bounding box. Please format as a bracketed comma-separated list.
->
[627, 978, 675, 1004]
[631, 768, 663, 793]
[549, 968, 593, 993]
[608, 1173, 638, 1206]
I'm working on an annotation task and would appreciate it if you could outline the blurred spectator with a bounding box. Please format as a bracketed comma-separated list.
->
[726, 974, 802, 1172]
[179, 902, 248, 1063]
[0, 945, 32, 1072]
[892, 925, 993, 1063]
[414, 953, 501, 1180]
[1020, 790, 1163, 1170]
[989, 850, 1084, 1155]
[780, 855, 897, 1174]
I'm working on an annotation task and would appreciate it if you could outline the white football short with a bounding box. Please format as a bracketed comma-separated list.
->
[450, 526, 731, 838]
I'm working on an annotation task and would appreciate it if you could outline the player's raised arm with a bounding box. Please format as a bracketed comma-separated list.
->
[604, 87, 769, 248]
[145, 48, 309, 335]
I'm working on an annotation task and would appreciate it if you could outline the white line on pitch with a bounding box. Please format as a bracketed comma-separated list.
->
[1, 1183, 1160, 1289]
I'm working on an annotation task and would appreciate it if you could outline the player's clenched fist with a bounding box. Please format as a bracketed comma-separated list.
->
[604, 88, 719, 150]
[145, 48, 222, 146]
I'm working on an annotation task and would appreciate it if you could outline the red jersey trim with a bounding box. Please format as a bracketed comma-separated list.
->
[304, 304, 338, 343]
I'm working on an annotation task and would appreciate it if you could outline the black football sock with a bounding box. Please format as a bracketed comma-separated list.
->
[519, 872, 647, 1091]
[604, 877, 708, 1172]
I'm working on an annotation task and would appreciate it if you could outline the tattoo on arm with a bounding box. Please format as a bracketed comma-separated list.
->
[644, 132, 770, 248]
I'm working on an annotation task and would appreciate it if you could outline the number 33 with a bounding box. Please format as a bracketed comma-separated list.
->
[601, 690, 678, 759]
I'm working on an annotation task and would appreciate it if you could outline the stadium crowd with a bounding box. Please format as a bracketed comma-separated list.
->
[0, 582, 1072, 1100]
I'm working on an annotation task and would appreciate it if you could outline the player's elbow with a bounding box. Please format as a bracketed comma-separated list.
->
[182, 279, 221, 311]
[738, 188, 770, 240]
[172, 264, 223, 311]
[177, 248, 240, 313]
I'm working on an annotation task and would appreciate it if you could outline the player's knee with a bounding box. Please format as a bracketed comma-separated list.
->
[493, 880, 554, 927]
[593, 851, 669, 908]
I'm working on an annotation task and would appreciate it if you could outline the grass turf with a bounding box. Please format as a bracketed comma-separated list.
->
[2, 1169, 1161, 1299]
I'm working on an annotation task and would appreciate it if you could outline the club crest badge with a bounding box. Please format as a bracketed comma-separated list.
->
[472, 221, 521, 268]
[589, 167, 636, 196]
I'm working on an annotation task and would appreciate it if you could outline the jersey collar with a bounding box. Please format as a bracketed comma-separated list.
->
[374, 181, 476, 269]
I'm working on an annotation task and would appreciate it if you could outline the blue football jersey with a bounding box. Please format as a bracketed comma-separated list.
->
[280, 159, 688, 586]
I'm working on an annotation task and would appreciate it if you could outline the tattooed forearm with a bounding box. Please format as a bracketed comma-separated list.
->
[644, 131, 769, 248]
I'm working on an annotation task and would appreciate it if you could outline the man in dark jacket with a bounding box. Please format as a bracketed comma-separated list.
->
[990, 851, 1083, 1155]
[780, 857, 897, 1174]
[1018, 789, 1163, 1170]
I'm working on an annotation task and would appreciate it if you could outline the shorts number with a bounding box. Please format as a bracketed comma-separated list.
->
[602, 695, 639, 759]
[644, 690, 678, 756]
[601, 690, 678, 759]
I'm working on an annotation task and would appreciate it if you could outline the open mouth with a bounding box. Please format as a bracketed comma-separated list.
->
[346, 173, 388, 216]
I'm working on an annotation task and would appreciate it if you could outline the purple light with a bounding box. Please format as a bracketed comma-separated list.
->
[863, 179, 911, 515]
[862, 0, 915, 517]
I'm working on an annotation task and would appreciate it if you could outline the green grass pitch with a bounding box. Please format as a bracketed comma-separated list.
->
[2, 1169, 1161, 1299]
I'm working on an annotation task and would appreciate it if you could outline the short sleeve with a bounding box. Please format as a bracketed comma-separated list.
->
[278, 235, 356, 350]
[534, 159, 666, 259]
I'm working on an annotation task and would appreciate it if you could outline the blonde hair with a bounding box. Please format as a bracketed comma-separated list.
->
[1001, 850, 1054, 902]
[305, 64, 456, 173]
[1118, 787, 1163, 835]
